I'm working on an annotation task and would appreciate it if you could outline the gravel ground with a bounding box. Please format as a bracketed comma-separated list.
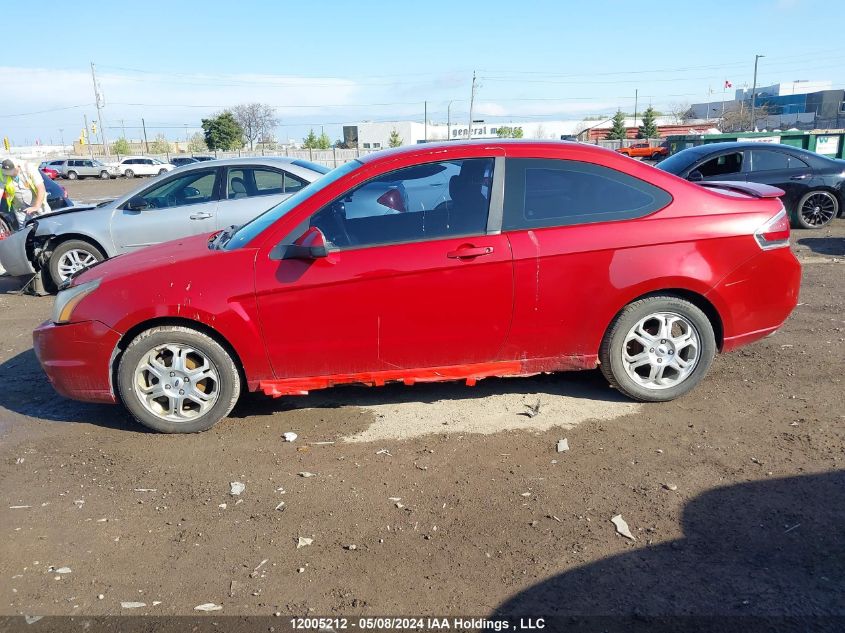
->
[0, 220, 843, 622]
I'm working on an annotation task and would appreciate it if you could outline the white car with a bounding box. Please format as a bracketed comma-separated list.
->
[114, 156, 175, 178]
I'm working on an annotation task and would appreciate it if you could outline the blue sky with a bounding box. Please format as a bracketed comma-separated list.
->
[2, 0, 843, 145]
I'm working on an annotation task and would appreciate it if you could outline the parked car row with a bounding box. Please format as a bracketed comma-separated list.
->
[0, 157, 328, 288]
[38, 156, 217, 180]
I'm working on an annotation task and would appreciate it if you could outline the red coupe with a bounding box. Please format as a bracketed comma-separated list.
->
[33, 141, 801, 433]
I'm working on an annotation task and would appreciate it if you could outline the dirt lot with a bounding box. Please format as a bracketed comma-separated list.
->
[0, 222, 843, 625]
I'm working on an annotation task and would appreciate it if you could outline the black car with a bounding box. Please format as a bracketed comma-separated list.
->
[170, 156, 199, 168]
[0, 173, 74, 235]
[191, 155, 215, 162]
[657, 142, 845, 229]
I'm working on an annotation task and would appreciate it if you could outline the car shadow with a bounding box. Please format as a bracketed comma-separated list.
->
[1, 342, 626, 429]
[0, 348, 143, 431]
[493, 470, 845, 631]
[796, 236, 845, 257]
[229, 369, 627, 419]
[0, 275, 27, 294]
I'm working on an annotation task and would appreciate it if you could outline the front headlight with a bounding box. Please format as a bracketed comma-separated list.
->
[52, 279, 101, 324]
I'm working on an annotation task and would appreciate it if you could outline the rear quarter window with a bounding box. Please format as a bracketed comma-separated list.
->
[503, 158, 671, 230]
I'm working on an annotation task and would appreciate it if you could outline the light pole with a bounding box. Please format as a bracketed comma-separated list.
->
[447, 100, 456, 141]
[750, 54, 765, 131]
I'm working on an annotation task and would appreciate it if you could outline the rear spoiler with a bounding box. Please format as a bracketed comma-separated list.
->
[696, 181, 785, 199]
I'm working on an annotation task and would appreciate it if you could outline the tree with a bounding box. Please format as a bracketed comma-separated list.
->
[535, 124, 547, 140]
[719, 103, 772, 133]
[607, 110, 628, 140]
[187, 132, 207, 153]
[637, 106, 660, 139]
[388, 129, 403, 148]
[232, 103, 277, 150]
[317, 131, 331, 150]
[302, 129, 319, 149]
[149, 134, 171, 154]
[111, 137, 130, 155]
[202, 111, 244, 151]
[496, 126, 523, 138]
[669, 102, 694, 124]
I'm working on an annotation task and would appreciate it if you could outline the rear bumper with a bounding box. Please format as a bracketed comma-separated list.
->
[709, 247, 801, 353]
[33, 320, 120, 403]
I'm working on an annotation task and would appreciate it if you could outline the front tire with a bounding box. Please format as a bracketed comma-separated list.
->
[66, 171, 78, 180]
[124, 169, 135, 178]
[794, 190, 838, 229]
[158, 168, 167, 175]
[117, 326, 241, 433]
[100, 170, 110, 179]
[48, 239, 105, 287]
[599, 296, 716, 402]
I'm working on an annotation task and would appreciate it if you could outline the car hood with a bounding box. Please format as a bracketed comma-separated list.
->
[29, 204, 101, 224]
[73, 232, 222, 286]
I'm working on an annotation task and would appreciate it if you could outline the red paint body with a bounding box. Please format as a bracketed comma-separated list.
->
[32, 141, 801, 405]
[40, 167, 59, 180]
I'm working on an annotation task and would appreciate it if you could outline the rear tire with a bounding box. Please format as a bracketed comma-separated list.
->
[794, 190, 838, 229]
[66, 171, 78, 180]
[48, 239, 105, 287]
[117, 326, 241, 433]
[124, 169, 135, 178]
[599, 295, 716, 402]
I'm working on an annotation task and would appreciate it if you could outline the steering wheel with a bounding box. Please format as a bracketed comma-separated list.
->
[311, 202, 352, 247]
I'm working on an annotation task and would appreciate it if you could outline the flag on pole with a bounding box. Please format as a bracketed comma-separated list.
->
[724, 80, 733, 89]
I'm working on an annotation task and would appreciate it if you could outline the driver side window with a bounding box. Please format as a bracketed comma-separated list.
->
[134, 170, 218, 209]
[696, 152, 744, 177]
[309, 158, 494, 249]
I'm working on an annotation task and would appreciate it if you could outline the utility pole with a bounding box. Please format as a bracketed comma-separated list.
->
[447, 100, 454, 141]
[750, 54, 765, 132]
[59, 128, 65, 151]
[120, 119, 126, 140]
[141, 118, 150, 154]
[424, 101, 427, 142]
[83, 114, 94, 159]
[633, 89, 638, 138]
[467, 71, 477, 140]
[90, 62, 110, 156]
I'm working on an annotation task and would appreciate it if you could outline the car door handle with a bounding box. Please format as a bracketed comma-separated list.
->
[189, 212, 213, 220]
[790, 174, 810, 180]
[447, 245, 494, 259]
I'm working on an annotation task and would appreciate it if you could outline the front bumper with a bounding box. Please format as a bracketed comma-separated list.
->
[33, 320, 121, 403]
[0, 225, 36, 276]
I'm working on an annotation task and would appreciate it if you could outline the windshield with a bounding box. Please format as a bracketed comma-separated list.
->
[224, 159, 362, 250]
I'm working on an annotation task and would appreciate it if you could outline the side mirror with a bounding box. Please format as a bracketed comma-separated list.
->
[275, 226, 330, 260]
[126, 195, 150, 211]
[688, 170, 704, 182]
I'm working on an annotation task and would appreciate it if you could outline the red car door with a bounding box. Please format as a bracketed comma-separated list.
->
[253, 156, 514, 379]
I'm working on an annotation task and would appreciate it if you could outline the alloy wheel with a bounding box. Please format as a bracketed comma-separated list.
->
[133, 344, 221, 422]
[56, 249, 99, 281]
[621, 312, 701, 390]
[800, 192, 837, 227]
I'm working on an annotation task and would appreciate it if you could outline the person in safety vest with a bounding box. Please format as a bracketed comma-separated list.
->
[2, 157, 50, 228]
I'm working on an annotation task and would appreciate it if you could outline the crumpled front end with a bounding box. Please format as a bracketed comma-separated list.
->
[0, 225, 36, 276]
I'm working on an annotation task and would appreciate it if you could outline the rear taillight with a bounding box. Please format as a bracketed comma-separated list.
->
[377, 189, 406, 212]
[754, 208, 790, 250]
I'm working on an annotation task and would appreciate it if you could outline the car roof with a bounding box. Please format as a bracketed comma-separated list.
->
[678, 141, 833, 165]
[356, 139, 608, 164]
[171, 156, 312, 170]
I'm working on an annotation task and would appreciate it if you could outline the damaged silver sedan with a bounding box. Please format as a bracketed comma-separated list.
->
[0, 157, 327, 290]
